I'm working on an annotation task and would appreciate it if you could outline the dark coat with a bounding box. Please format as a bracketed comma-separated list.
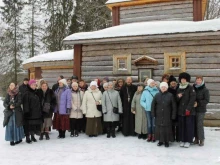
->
[37, 88, 56, 118]
[193, 83, 210, 113]
[176, 84, 196, 116]
[3, 92, 23, 127]
[19, 83, 28, 98]
[120, 83, 137, 136]
[52, 83, 59, 92]
[23, 86, 42, 121]
[151, 91, 177, 126]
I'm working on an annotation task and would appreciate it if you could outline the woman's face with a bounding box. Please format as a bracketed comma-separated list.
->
[108, 84, 113, 90]
[104, 86, 108, 91]
[67, 80, 71, 85]
[30, 83, 37, 90]
[72, 84, 78, 91]
[9, 83, 15, 91]
[90, 85, 96, 90]
[41, 84, 48, 91]
[118, 80, 123, 87]
[149, 82, 155, 88]
[170, 81, 177, 88]
[160, 86, 168, 93]
[59, 82, 64, 87]
[181, 78, 187, 84]
[196, 78, 203, 85]
[137, 86, 143, 92]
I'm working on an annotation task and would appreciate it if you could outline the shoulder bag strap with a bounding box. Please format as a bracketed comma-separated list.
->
[147, 89, 154, 98]
[107, 91, 114, 108]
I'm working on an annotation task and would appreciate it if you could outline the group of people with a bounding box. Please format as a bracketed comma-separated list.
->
[3, 72, 209, 148]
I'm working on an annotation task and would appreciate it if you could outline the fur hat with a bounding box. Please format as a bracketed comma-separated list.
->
[71, 75, 78, 80]
[90, 81, 98, 87]
[160, 82, 168, 89]
[169, 75, 177, 83]
[28, 79, 36, 86]
[59, 79, 68, 86]
[179, 72, 191, 82]
[147, 79, 154, 86]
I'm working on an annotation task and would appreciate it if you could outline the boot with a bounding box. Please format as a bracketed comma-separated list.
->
[199, 140, 204, 146]
[147, 134, 152, 142]
[107, 128, 111, 138]
[138, 134, 142, 139]
[194, 138, 199, 144]
[10, 141, 15, 146]
[39, 133, 44, 140]
[15, 140, 22, 144]
[45, 132, 50, 140]
[31, 134, 37, 142]
[165, 142, 169, 148]
[26, 136, 32, 144]
[57, 130, 62, 139]
[70, 131, 74, 137]
[61, 130, 66, 138]
[142, 134, 147, 140]
[157, 142, 163, 146]
[111, 127, 116, 138]
[75, 130, 79, 137]
[152, 134, 156, 142]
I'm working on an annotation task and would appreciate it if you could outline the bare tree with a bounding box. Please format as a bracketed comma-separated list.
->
[205, 0, 220, 20]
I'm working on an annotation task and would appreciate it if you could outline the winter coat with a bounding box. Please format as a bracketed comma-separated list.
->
[3, 92, 23, 127]
[176, 84, 196, 116]
[70, 90, 84, 119]
[151, 91, 177, 126]
[37, 88, 56, 118]
[81, 87, 102, 118]
[52, 83, 59, 92]
[131, 92, 147, 134]
[54, 87, 72, 115]
[23, 87, 42, 121]
[120, 83, 137, 136]
[19, 84, 29, 98]
[102, 89, 123, 122]
[141, 86, 159, 111]
[193, 83, 210, 113]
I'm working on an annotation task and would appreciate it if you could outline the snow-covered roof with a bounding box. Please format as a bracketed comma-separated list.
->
[106, 0, 132, 4]
[63, 19, 220, 44]
[22, 50, 74, 65]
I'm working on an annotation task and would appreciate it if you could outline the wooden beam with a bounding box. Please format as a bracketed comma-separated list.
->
[193, 0, 203, 21]
[35, 67, 42, 80]
[112, 6, 120, 26]
[74, 45, 82, 80]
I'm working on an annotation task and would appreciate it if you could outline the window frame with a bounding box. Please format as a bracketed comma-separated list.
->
[113, 54, 131, 75]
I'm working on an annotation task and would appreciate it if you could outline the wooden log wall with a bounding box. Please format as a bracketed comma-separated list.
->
[41, 69, 73, 88]
[120, 1, 193, 24]
[81, 35, 220, 104]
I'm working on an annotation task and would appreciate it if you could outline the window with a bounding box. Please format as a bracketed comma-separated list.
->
[164, 52, 186, 75]
[113, 54, 131, 75]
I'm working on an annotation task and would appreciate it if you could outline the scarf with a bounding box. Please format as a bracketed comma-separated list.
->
[7, 86, 19, 98]
[194, 80, 205, 88]
[179, 82, 189, 89]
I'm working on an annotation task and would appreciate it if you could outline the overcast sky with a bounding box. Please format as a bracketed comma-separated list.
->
[0, 0, 3, 7]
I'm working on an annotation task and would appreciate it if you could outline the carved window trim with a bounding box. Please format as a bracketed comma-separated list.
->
[113, 54, 131, 75]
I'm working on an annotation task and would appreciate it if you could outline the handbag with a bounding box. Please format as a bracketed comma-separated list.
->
[107, 91, 119, 114]
[91, 92, 102, 112]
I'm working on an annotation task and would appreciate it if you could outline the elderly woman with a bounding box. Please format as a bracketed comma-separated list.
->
[131, 83, 147, 140]
[102, 82, 123, 138]
[4, 82, 24, 146]
[37, 81, 56, 140]
[151, 82, 177, 148]
[114, 78, 125, 92]
[23, 79, 42, 143]
[193, 76, 210, 146]
[141, 79, 159, 142]
[53, 79, 71, 139]
[70, 82, 84, 137]
[177, 72, 196, 148]
[81, 81, 103, 137]
[102, 82, 108, 93]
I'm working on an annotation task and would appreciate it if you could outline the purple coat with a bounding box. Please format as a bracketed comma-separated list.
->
[54, 87, 72, 115]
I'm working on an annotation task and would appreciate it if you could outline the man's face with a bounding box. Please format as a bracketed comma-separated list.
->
[126, 77, 132, 85]
[79, 81, 84, 87]
[24, 81, 28, 85]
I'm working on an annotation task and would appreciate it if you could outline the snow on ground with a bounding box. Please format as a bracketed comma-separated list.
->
[22, 50, 74, 65]
[106, 0, 132, 4]
[63, 19, 220, 42]
[0, 98, 220, 165]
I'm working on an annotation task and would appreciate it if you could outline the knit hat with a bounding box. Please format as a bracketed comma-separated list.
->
[160, 82, 168, 89]
[28, 79, 36, 86]
[71, 75, 78, 80]
[147, 79, 154, 86]
[90, 81, 98, 87]
[59, 79, 68, 86]
[23, 78, 29, 81]
[179, 72, 191, 82]
[103, 77, 109, 82]
[169, 75, 177, 83]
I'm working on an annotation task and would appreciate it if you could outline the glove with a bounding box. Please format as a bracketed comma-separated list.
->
[66, 108, 71, 113]
[185, 110, 190, 116]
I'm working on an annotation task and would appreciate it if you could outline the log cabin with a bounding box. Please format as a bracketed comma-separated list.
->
[22, 50, 74, 87]
[63, 0, 220, 126]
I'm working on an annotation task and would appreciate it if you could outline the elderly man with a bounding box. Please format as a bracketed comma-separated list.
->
[120, 77, 137, 136]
